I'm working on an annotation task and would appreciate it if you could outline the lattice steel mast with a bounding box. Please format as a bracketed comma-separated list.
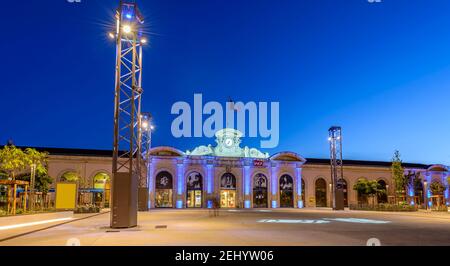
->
[138, 112, 153, 211]
[111, 1, 146, 228]
[328, 126, 345, 210]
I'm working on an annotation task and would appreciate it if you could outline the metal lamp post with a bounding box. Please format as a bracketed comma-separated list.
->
[110, 1, 147, 228]
[424, 181, 428, 210]
[328, 126, 345, 210]
[138, 112, 154, 211]
[30, 163, 36, 211]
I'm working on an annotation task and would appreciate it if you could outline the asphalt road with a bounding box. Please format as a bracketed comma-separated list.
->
[1, 209, 449, 246]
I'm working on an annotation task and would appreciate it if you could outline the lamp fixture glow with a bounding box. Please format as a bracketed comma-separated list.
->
[123, 25, 132, 34]
[108, 32, 115, 39]
[141, 38, 148, 44]
[0, 217, 73, 231]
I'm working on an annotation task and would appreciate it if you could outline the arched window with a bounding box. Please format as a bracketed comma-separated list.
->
[93, 172, 110, 189]
[220, 173, 236, 208]
[253, 173, 268, 208]
[355, 178, 368, 204]
[155, 171, 173, 208]
[315, 178, 327, 207]
[92, 172, 111, 207]
[60, 171, 79, 182]
[186, 172, 203, 208]
[279, 174, 294, 208]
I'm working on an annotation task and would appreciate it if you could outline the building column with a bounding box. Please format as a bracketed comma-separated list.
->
[296, 166, 303, 208]
[176, 160, 185, 209]
[148, 159, 155, 209]
[426, 173, 432, 208]
[271, 164, 278, 208]
[206, 161, 214, 208]
[443, 173, 449, 206]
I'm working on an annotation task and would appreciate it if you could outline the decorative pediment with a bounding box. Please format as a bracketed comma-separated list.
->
[270, 152, 306, 162]
[427, 164, 448, 172]
[149, 146, 184, 157]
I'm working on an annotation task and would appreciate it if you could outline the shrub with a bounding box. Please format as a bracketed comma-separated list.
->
[432, 205, 448, 212]
[349, 203, 417, 212]
[74, 204, 100, 214]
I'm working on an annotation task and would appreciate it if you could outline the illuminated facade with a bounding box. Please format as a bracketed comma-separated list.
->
[17, 129, 449, 209]
[145, 129, 450, 209]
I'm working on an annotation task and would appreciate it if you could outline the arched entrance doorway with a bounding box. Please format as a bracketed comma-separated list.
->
[253, 173, 268, 208]
[186, 172, 203, 208]
[315, 178, 327, 207]
[155, 171, 173, 208]
[337, 178, 348, 207]
[279, 174, 294, 208]
[93, 172, 111, 208]
[220, 173, 236, 208]
[377, 180, 388, 204]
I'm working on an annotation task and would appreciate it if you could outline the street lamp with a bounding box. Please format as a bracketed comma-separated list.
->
[30, 163, 36, 211]
[123, 24, 132, 34]
[329, 183, 333, 208]
[424, 181, 428, 210]
[138, 112, 154, 211]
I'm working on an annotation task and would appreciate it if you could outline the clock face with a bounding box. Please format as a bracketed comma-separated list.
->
[224, 138, 234, 148]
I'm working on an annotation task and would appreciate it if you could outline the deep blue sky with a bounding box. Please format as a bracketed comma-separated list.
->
[1, 0, 450, 165]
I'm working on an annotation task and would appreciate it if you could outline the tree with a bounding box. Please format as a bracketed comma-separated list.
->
[391, 150, 407, 199]
[430, 181, 446, 196]
[24, 148, 48, 176]
[353, 179, 385, 206]
[17, 172, 53, 195]
[410, 172, 423, 204]
[0, 170, 7, 179]
[0, 145, 27, 180]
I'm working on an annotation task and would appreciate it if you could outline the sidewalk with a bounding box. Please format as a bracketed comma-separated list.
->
[0, 210, 109, 242]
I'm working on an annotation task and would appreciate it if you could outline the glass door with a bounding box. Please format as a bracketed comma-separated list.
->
[220, 190, 236, 208]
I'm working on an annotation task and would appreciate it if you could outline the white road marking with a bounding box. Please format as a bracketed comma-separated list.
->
[0, 217, 73, 231]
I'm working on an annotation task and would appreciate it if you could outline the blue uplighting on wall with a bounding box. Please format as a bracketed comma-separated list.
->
[245, 200, 251, 209]
[298, 200, 304, 208]
[296, 167, 302, 198]
[207, 164, 213, 194]
[149, 159, 155, 208]
[428, 201, 432, 207]
[176, 200, 183, 209]
[271, 166, 278, 196]
[244, 165, 251, 196]
[207, 200, 213, 209]
[409, 188, 414, 197]
[177, 163, 184, 195]
[271, 200, 277, 208]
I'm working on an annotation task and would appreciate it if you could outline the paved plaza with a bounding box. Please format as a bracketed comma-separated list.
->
[0, 209, 449, 246]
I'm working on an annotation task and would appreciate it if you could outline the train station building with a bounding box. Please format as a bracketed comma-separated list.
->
[30, 128, 450, 210]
